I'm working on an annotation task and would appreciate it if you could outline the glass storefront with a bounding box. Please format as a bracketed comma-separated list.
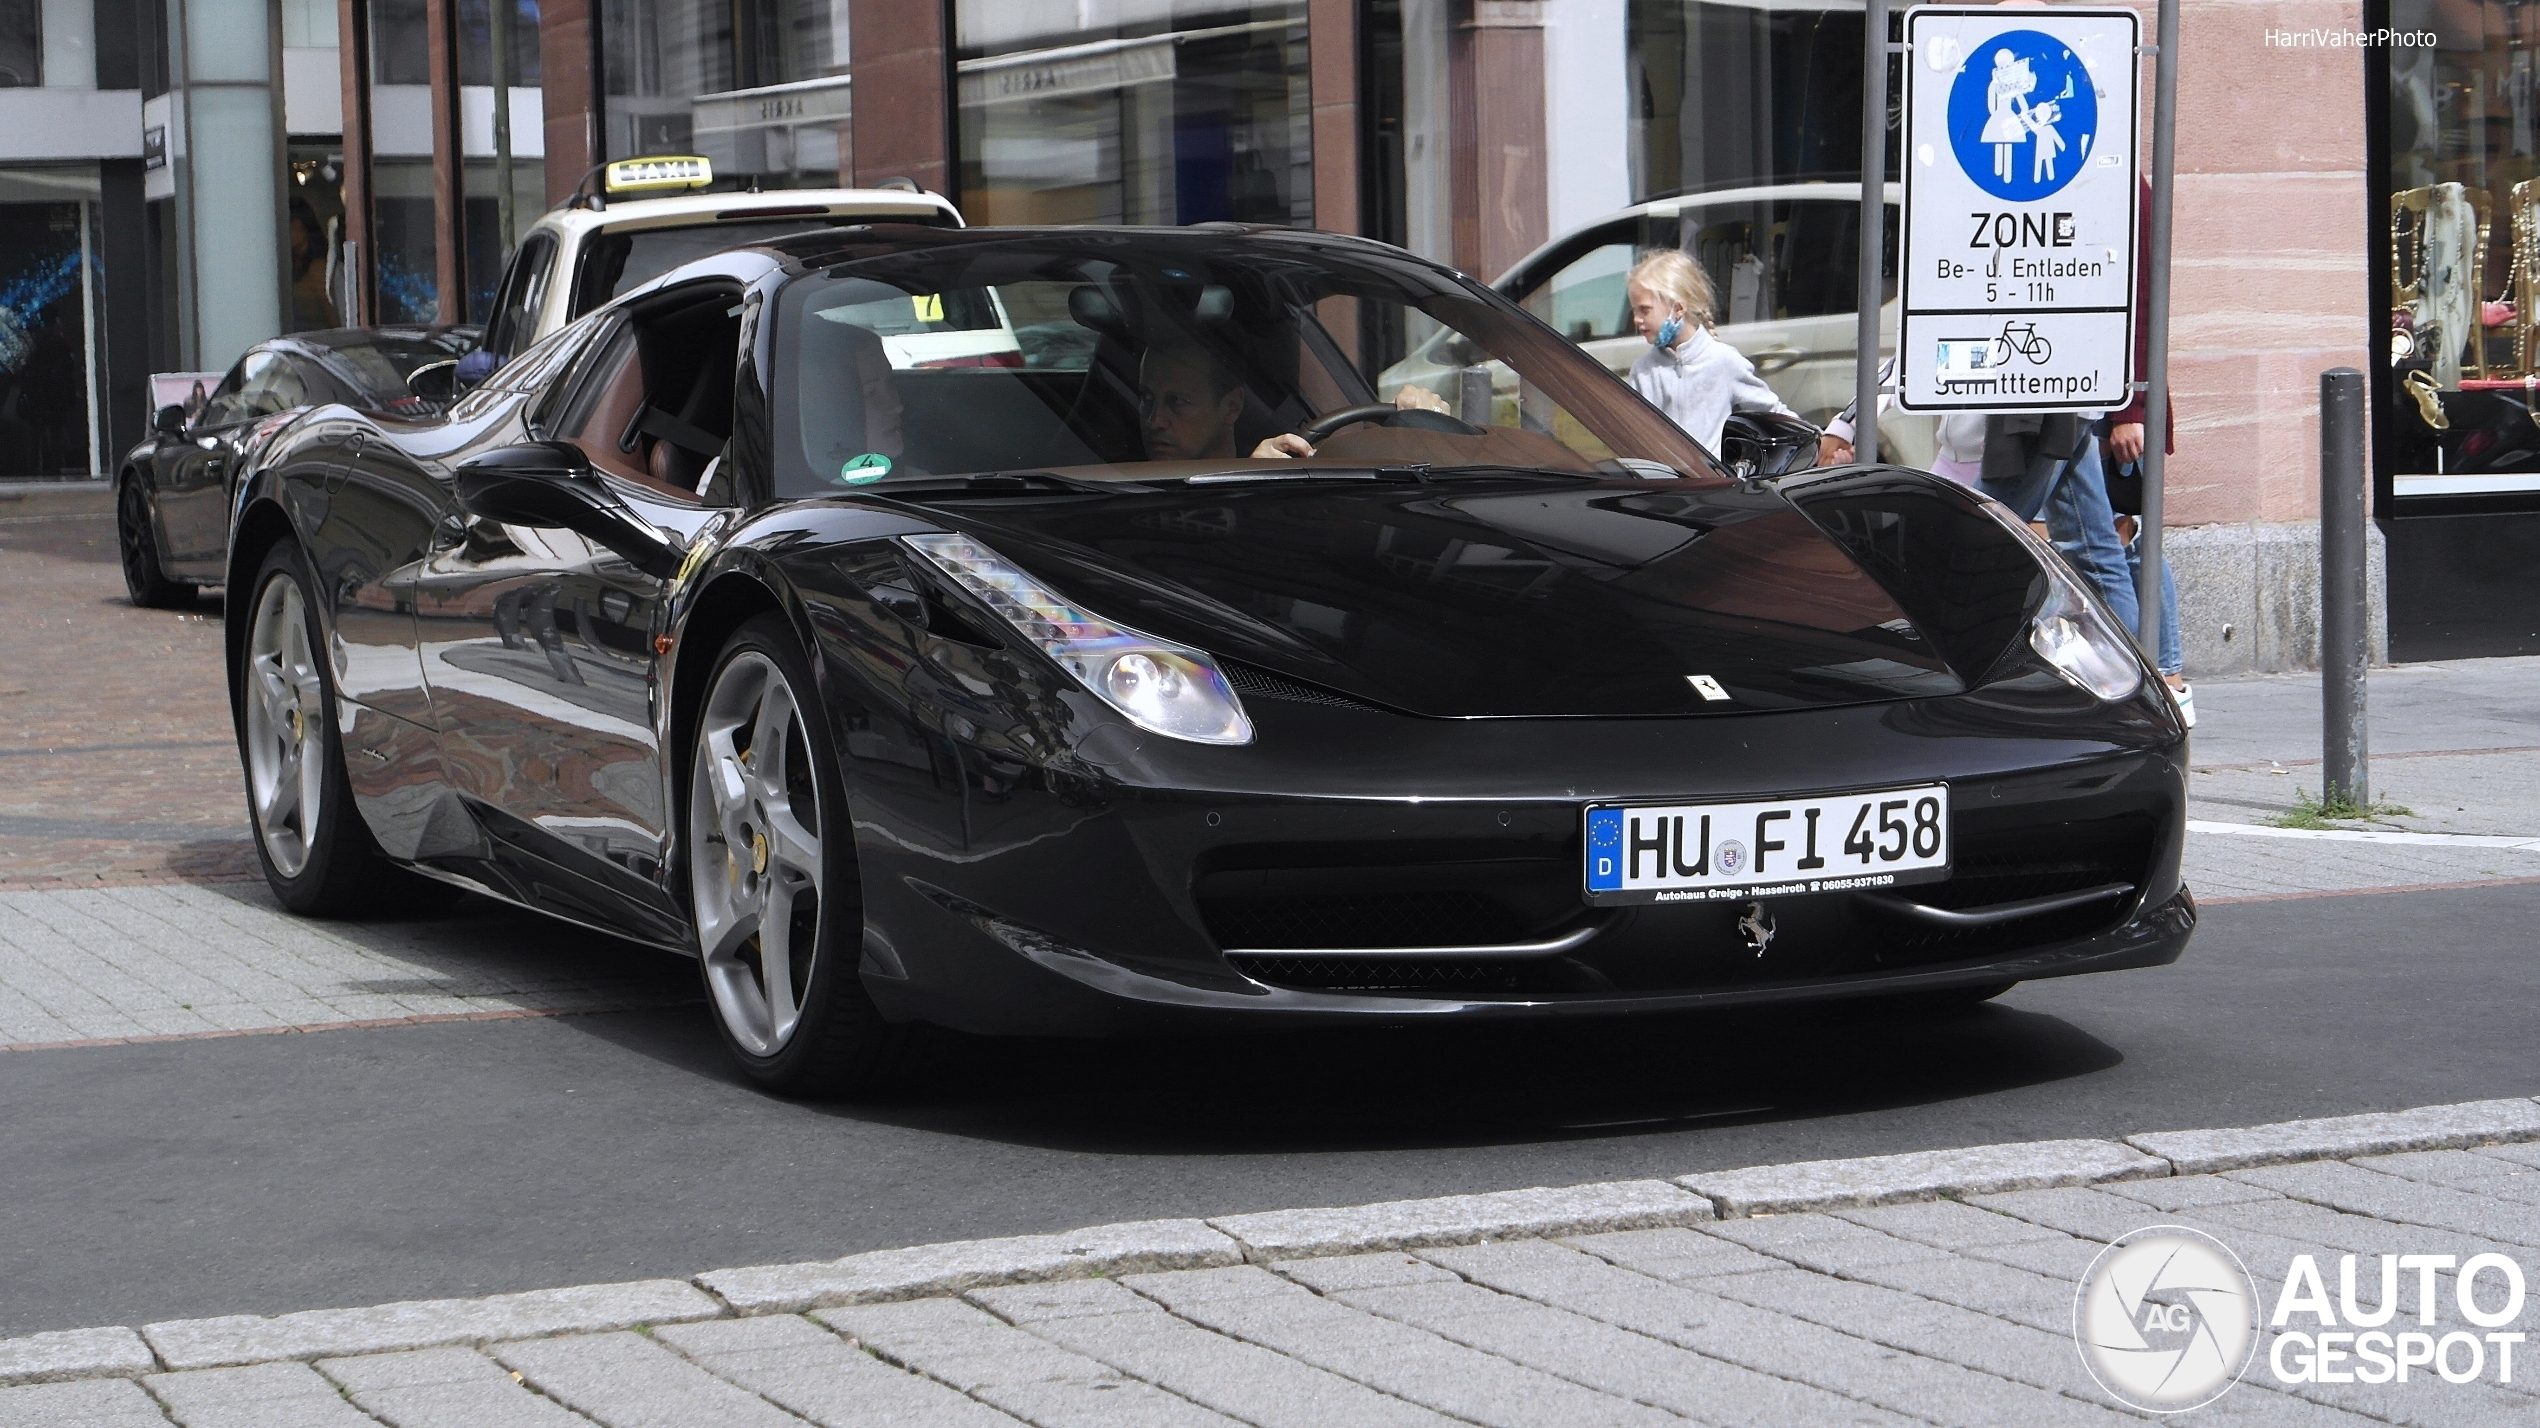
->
[0, 168, 103, 475]
[603, 0, 849, 188]
[953, 0, 1313, 228]
[2381, 0, 2540, 497]
[1626, 0, 1876, 200]
[370, 0, 545, 324]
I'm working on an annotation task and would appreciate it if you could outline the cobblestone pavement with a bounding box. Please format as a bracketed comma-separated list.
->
[18, 1104, 2540, 1425]
[0, 483, 250, 891]
[0, 881, 693, 1049]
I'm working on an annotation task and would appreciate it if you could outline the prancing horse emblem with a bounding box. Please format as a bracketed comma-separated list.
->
[1738, 901, 1776, 957]
[1687, 674, 1731, 701]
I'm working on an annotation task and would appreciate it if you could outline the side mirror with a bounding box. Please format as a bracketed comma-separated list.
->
[1717, 410, 1823, 483]
[451, 442, 684, 579]
[153, 404, 188, 436]
[407, 359, 460, 403]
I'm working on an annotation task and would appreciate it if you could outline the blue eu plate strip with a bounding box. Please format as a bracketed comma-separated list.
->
[1585, 807, 1623, 891]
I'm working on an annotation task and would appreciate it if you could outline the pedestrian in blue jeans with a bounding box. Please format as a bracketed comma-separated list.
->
[1976, 414, 2141, 637]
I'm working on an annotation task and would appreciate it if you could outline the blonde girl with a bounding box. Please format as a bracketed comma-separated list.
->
[1623, 249, 1794, 454]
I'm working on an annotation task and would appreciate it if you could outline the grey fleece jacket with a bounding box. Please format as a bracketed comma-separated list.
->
[1626, 327, 1796, 453]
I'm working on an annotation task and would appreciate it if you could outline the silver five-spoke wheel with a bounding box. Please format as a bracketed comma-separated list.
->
[244, 571, 328, 879]
[689, 649, 826, 1057]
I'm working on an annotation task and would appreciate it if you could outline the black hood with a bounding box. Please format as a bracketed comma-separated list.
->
[913, 474, 1972, 719]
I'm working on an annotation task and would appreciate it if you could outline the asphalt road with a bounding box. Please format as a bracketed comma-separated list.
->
[6, 878, 2536, 1337]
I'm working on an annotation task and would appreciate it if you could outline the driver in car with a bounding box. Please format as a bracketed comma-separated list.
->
[1137, 340, 1452, 461]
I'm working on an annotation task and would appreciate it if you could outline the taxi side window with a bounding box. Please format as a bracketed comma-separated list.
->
[1519, 223, 1635, 342]
[483, 232, 558, 360]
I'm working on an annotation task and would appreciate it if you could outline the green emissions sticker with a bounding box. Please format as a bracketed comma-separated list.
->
[839, 452, 894, 485]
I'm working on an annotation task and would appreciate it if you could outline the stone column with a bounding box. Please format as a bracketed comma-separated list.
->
[539, 0, 600, 204]
[167, 0, 291, 364]
[335, 0, 373, 325]
[1309, 0, 1359, 237]
[849, 0, 950, 195]
[425, 0, 466, 323]
[1448, 0, 1546, 281]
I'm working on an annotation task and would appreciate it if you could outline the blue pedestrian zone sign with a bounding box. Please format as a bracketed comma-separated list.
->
[1947, 29, 2097, 203]
[1898, 6, 2140, 413]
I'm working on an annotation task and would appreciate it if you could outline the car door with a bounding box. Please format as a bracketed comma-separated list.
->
[156, 357, 274, 568]
[408, 299, 733, 942]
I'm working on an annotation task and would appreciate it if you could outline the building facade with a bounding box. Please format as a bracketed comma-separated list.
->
[3, 0, 2531, 665]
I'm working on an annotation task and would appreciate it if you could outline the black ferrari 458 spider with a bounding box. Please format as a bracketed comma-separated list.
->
[222, 223, 2192, 1092]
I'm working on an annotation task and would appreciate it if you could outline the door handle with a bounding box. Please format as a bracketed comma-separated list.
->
[1751, 345, 1805, 375]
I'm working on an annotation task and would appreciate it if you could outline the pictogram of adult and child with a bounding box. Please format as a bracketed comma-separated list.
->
[1948, 29, 2097, 202]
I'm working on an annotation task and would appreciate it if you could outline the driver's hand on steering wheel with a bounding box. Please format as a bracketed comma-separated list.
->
[1252, 433, 1316, 460]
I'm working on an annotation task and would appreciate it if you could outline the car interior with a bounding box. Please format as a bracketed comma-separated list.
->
[774, 256, 1634, 497]
[545, 285, 743, 504]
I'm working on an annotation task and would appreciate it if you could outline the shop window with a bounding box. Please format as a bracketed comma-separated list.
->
[2383, 0, 2540, 497]
[0, 0, 38, 87]
[1626, 1, 1879, 198]
[0, 176, 101, 477]
[605, 0, 845, 188]
[954, 1, 1313, 229]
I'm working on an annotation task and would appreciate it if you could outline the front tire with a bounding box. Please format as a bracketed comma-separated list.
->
[238, 539, 412, 915]
[687, 612, 909, 1094]
[118, 478, 195, 609]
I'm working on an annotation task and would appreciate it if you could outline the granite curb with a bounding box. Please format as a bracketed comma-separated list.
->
[2125, 1095, 2540, 1173]
[17, 1094, 2540, 1380]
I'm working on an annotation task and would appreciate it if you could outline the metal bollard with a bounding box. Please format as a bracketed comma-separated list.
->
[2319, 368, 2368, 807]
[1458, 365, 1494, 429]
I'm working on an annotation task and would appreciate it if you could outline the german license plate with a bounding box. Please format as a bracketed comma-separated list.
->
[1583, 784, 1951, 905]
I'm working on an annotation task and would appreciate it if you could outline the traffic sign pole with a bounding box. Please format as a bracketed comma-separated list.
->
[2133, 0, 2178, 653]
[1856, 0, 1891, 465]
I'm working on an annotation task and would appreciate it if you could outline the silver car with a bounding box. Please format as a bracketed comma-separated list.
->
[1385, 183, 1935, 468]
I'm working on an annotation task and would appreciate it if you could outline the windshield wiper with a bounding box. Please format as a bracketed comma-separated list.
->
[1184, 465, 1430, 486]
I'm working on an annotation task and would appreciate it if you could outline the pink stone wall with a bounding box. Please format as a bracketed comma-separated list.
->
[2146, 0, 2370, 527]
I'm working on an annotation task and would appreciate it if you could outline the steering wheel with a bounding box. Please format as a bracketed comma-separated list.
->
[1297, 403, 1484, 445]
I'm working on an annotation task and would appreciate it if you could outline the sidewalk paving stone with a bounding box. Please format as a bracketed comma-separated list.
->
[145, 1362, 375, 1428]
[972, 1278, 1454, 1428]
[1331, 1266, 1914, 1427]
[317, 1348, 597, 1428]
[2225, 1159, 2540, 1248]
[1122, 1263, 1685, 1427]
[492, 1332, 801, 1428]
[1206, 1178, 1711, 1262]
[0, 1378, 173, 1428]
[1681, 1139, 2166, 1218]
[651, 1316, 1019, 1427]
[704, 1220, 1242, 1315]
[814, 1298, 1242, 1427]
[1420, 1239, 2134, 1428]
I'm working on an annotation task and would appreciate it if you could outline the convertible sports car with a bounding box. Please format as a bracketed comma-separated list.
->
[224, 224, 2192, 1093]
[119, 325, 478, 607]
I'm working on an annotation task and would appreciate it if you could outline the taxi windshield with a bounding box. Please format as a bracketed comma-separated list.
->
[766, 233, 1720, 498]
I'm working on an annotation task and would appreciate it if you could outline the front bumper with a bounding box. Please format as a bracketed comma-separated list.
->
[840, 677, 2193, 1037]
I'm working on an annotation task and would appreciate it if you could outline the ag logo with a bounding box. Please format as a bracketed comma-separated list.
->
[2074, 1226, 2258, 1412]
[1946, 28, 2098, 202]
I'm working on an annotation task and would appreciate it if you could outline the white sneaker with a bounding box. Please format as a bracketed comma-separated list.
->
[2169, 681, 2195, 728]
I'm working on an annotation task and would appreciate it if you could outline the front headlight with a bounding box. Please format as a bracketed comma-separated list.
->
[1975, 498, 2145, 702]
[903, 532, 1254, 745]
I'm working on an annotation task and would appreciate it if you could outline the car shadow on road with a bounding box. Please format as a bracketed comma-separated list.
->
[554, 977, 2124, 1158]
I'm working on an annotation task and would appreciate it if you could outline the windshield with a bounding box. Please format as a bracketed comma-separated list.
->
[575, 216, 951, 316]
[766, 233, 1720, 499]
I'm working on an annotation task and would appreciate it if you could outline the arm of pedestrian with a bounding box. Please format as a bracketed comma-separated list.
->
[1391, 385, 1450, 413]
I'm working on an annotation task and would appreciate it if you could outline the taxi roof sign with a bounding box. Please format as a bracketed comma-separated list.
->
[605, 156, 714, 194]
